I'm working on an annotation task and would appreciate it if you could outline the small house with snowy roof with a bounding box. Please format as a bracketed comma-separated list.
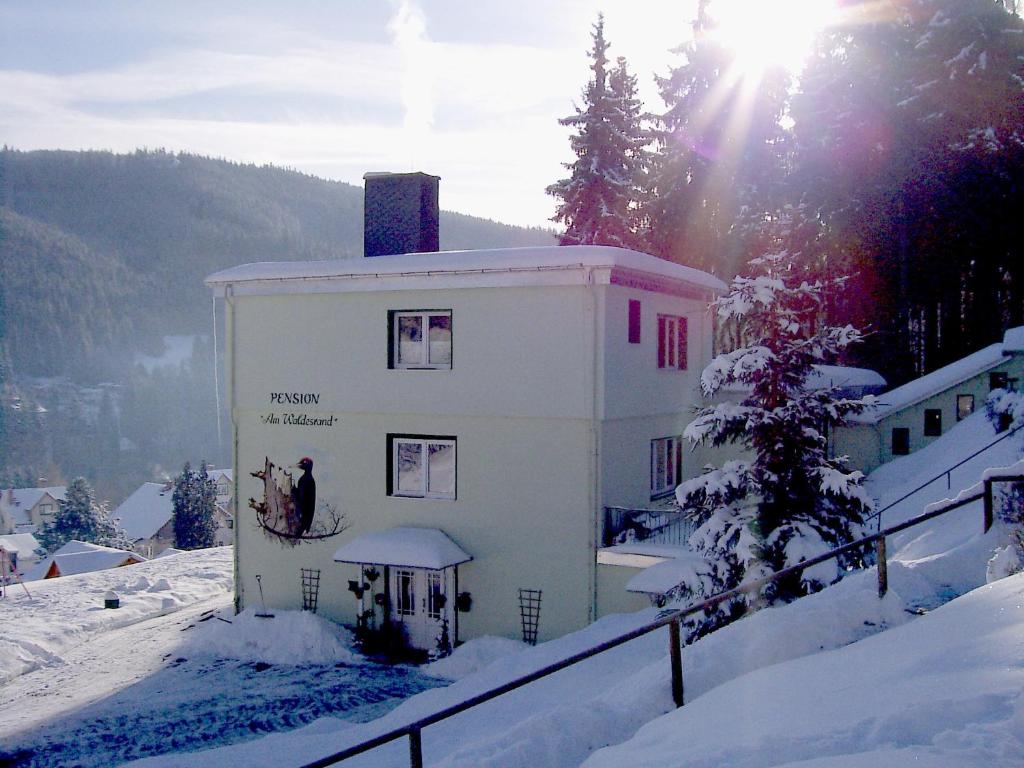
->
[0, 486, 66, 535]
[832, 326, 1024, 473]
[113, 472, 235, 558]
[206, 172, 728, 652]
[0, 532, 42, 577]
[24, 540, 146, 581]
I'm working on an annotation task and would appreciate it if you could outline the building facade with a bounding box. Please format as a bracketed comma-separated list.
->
[208, 243, 725, 650]
[833, 327, 1024, 473]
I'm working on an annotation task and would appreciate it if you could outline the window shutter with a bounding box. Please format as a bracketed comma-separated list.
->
[657, 317, 666, 367]
[677, 317, 688, 370]
[628, 300, 641, 344]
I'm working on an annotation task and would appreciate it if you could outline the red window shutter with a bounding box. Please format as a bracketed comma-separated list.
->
[628, 300, 641, 344]
[677, 317, 688, 370]
[658, 317, 666, 367]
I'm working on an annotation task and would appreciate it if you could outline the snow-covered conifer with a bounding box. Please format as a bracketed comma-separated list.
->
[644, 0, 788, 275]
[172, 461, 217, 550]
[546, 15, 647, 248]
[38, 476, 133, 552]
[676, 252, 874, 629]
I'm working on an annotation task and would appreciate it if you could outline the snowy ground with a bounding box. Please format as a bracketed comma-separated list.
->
[3, 413, 1022, 768]
[119, 412, 1024, 768]
[0, 548, 440, 768]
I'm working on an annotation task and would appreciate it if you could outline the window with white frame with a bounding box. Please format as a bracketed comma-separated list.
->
[395, 569, 416, 616]
[651, 436, 683, 498]
[426, 571, 444, 619]
[390, 310, 452, 369]
[657, 315, 688, 370]
[389, 435, 457, 499]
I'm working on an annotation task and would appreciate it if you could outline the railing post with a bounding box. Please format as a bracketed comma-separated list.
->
[983, 480, 994, 533]
[669, 618, 684, 708]
[409, 727, 423, 768]
[876, 536, 888, 599]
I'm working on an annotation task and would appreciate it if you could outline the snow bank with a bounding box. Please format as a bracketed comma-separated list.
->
[0, 547, 232, 684]
[583, 573, 1024, 767]
[183, 607, 360, 666]
[129, 569, 917, 768]
[422, 636, 528, 681]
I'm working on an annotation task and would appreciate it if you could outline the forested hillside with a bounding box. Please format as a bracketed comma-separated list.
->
[0, 149, 554, 498]
[0, 148, 554, 378]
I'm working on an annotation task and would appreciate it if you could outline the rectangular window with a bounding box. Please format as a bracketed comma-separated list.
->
[651, 436, 683, 498]
[924, 409, 942, 437]
[892, 427, 910, 456]
[657, 315, 688, 370]
[426, 571, 444, 619]
[990, 371, 1009, 391]
[390, 310, 452, 369]
[396, 569, 416, 616]
[628, 300, 642, 344]
[389, 435, 457, 499]
[956, 394, 975, 422]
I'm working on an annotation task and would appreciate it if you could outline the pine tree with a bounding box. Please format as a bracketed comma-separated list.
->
[644, 0, 789, 276]
[172, 460, 217, 550]
[675, 250, 873, 631]
[546, 15, 647, 248]
[38, 476, 133, 552]
[789, 0, 1024, 382]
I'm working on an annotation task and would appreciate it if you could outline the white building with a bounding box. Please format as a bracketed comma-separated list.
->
[0, 487, 66, 534]
[207, 172, 728, 652]
[833, 326, 1024, 473]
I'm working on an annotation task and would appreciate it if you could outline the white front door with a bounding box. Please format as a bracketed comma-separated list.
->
[390, 567, 451, 651]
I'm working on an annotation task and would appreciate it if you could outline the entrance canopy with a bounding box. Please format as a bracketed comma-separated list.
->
[333, 527, 472, 570]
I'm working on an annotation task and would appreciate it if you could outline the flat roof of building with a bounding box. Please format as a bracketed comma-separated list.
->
[205, 245, 727, 297]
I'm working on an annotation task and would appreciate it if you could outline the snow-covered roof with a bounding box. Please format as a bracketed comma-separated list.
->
[207, 468, 233, 483]
[804, 365, 887, 392]
[154, 547, 185, 559]
[113, 482, 174, 541]
[626, 551, 712, 595]
[1, 486, 66, 523]
[851, 343, 1007, 424]
[720, 364, 887, 398]
[25, 540, 146, 581]
[1003, 326, 1024, 354]
[333, 527, 472, 570]
[0, 533, 40, 555]
[205, 246, 727, 297]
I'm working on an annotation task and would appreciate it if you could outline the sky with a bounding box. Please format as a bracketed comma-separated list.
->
[0, 1, 699, 228]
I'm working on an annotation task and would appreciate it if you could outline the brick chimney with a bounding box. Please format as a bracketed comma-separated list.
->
[363, 172, 440, 257]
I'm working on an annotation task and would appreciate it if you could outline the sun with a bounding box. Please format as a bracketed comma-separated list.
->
[708, 0, 841, 76]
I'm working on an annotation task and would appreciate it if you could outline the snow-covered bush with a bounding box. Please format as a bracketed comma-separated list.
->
[675, 254, 874, 633]
[985, 388, 1024, 433]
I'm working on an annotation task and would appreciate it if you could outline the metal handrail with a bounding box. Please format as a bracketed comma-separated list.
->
[301, 472, 1022, 768]
[864, 421, 1022, 528]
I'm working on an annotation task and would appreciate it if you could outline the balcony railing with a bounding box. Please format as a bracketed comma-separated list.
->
[602, 505, 697, 548]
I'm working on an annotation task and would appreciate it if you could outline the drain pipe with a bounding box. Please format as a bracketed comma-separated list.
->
[587, 266, 601, 623]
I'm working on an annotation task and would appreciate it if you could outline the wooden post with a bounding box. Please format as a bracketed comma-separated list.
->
[669, 618, 684, 708]
[409, 727, 423, 768]
[983, 480, 994, 533]
[876, 536, 888, 599]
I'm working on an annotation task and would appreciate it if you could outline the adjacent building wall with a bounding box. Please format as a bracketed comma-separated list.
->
[834, 356, 1023, 474]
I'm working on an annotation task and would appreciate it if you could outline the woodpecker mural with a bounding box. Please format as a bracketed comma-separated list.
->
[249, 456, 346, 545]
